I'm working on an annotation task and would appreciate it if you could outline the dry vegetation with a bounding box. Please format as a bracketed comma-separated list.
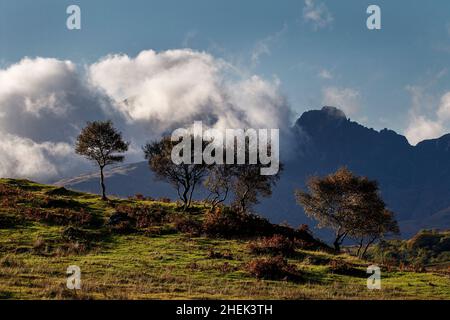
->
[0, 178, 449, 300]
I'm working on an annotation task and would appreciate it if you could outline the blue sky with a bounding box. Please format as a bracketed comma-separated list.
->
[2, 0, 450, 145]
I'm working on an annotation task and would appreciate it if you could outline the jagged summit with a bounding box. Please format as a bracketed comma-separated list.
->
[295, 106, 347, 128]
[320, 106, 347, 118]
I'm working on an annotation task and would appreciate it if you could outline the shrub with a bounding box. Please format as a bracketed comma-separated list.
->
[0, 255, 24, 268]
[328, 260, 366, 277]
[57, 208, 93, 226]
[203, 207, 272, 238]
[134, 194, 145, 201]
[0, 213, 24, 228]
[40, 197, 81, 209]
[61, 226, 90, 242]
[0, 184, 23, 197]
[173, 215, 203, 236]
[45, 187, 80, 197]
[55, 242, 88, 256]
[144, 225, 177, 236]
[248, 235, 296, 256]
[246, 256, 300, 281]
[109, 220, 136, 234]
[302, 255, 330, 265]
[202, 207, 331, 252]
[207, 249, 233, 260]
[32, 237, 48, 254]
[158, 197, 171, 203]
[23, 208, 92, 226]
[114, 204, 168, 228]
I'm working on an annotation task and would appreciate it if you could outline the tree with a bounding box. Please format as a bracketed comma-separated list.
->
[75, 120, 128, 201]
[143, 136, 209, 210]
[203, 142, 283, 213]
[230, 163, 281, 213]
[354, 209, 399, 258]
[295, 167, 398, 253]
[204, 164, 234, 209]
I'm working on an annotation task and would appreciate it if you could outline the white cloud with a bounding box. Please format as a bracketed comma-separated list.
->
[0, 133, 75, 180]
[0, 50, 291, 181]
[322, 86, 360, 116]
[251, 24, 287, 67]
[436, 92, 450, 121]
[89, 49, 291, 132]
[0, 57, 117, 180]
[405, 115, 445, 145]
[303, 0, 334, 30]
[0, 58, 75, 117]
[404, 86, 450, 145]
[0, 57, 117, 143]
[318, 68, 333, 80]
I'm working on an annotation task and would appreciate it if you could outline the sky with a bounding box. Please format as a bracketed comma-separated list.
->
[2, 0, 450, 180]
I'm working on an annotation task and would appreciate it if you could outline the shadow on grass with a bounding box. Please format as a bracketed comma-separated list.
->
[0, 291, 13, 299]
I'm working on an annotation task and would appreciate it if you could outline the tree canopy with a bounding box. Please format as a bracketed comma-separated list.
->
[295, 167, 399, 254]
[75, 120, 128, 200]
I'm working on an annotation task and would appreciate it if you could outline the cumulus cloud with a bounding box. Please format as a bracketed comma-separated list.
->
[0, 57, 117, 143]
[0, 50, 291, 181]
[89, 49, 291, 132]
[0, 133, 75, 180]
[303, 0, 334, 30]
[322, 86, 360, 116]
[0, 57, 117, 180]
[405, 115, 445, 145]
[405, 88, 450, 145]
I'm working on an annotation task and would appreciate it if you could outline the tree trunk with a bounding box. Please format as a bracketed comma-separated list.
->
[187, 184, 196, 209]
[182, 186, 189, 211]
[357, 239, 364, 257]
[333, 238, 341, 252]
[333, 231, 347, 253]
[361, 237, 377, 259]
[100, 166, 107, 201]
[239, 185, 250, 213]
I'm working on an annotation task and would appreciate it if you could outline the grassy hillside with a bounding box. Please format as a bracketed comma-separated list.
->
[0, 178, 449, 300]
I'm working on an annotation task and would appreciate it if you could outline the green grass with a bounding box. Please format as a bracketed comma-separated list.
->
[0, 178, 449, 300]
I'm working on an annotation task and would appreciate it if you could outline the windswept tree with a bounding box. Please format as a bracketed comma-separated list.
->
[353, 208, 399, 258]
[231, 163, 282, 213]
[295, 167, 398, 253]
[75, 121, 129, 201]
[203, 140, 283, 213]
[204, 164, 234, 209]
[143, 136, 209, 210]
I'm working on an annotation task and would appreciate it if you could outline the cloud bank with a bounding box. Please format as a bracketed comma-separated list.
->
[0, 50, 291, 181]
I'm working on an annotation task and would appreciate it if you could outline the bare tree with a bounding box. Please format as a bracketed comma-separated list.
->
[75, 120, 129, 201]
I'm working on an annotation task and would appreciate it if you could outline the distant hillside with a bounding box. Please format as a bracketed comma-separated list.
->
[367, 230, 450, 271]
[53, 107, 450, 237]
